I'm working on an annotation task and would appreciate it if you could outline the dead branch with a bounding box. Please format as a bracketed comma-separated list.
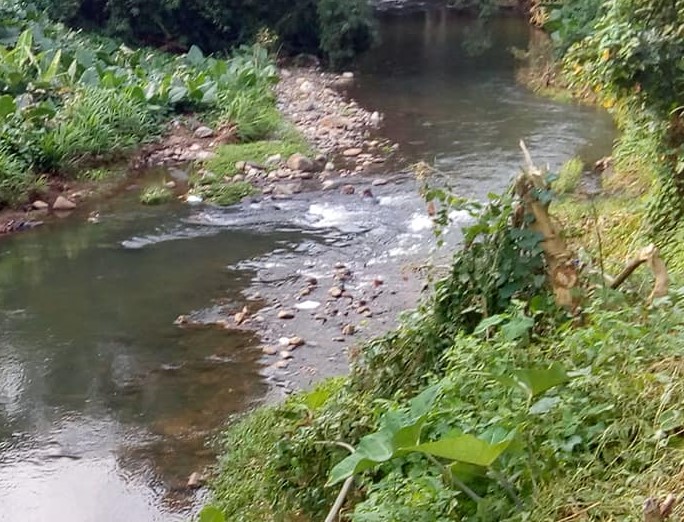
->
[643, 494, 677, 521]
[610, 244, 669, 302]
[517, 140, 579, 309]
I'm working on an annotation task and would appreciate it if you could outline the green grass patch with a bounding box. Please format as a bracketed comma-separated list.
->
[205, 138, 311, 178]
[552, 156, 583, 194]
[193, 178, 256, 206]
[140, 184, 173, 205]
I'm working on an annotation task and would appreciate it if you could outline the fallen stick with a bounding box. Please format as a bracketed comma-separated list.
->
[609, 244, 669, 302]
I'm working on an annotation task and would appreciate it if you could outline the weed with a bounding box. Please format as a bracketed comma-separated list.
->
[140, 184, 173, 205]
[552, 156, 583, 194]
[193, 178, 255, 206]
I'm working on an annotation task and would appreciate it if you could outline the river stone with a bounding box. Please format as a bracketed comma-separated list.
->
[299, 80, 314, 94]
[53, 196, 76, 211]
[340, 185, 355, 195]
[265, 154, 282, 166]
[288, 336, 305, 347]
[329, 287, 343, 298]
[343, 148, 362, 157]
[322, 180, 336, 190]
[274, 182, 302, 196]
[187, 472, 203, 489]
[278, 309, 295, 319]
[194, 126, 214, 139]
[342, 71, 354, 79]
[262, 346, 278, 356]
[372, 178, 388, 186]
[370, 111, 382, 126]
[32, 200, 49, 210]
[280, 351, 294, 360]
[324, 161, 335, 171]
[342, 324, 356, 336]
[287, 153, 315, 172]
[275, 360, 290, 369]
[195, 151, 216, 161]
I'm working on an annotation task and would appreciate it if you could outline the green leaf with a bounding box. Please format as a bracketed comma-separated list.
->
[186, 45, 205, 66]
[501, 316, 534, 341]
[302, 386, 333, 411]
[0, 95, 16, 119]
[40, 49, 62, 83]
[409, 382, 442, 419]
[198, 506, 225, 522]
[169, 85, 188, 104]
[474, 314, 505, 335]
[529, 396, 561, 415]
[414, 433, 512, 467]
[510, 363, 571, 398]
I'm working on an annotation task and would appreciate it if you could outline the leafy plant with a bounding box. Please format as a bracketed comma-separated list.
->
[140, 184, 173, 205]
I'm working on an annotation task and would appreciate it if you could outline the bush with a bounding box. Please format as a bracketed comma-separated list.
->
[0, 146, 34, 207]
[36, 0, 376, 66]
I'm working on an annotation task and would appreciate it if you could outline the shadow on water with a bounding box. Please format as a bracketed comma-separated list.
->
[0, 12, 616, 522]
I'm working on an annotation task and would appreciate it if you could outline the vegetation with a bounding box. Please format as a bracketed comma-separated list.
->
[204, 138, 310, 178]
[551, 156, 583, 194]
[204, 175, 683, 521]
[0, 2, 281, 209]
[32, 0, 376, 68]
[140, 184, 173, 205]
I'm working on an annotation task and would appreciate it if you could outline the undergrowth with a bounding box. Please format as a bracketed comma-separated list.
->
[204, 179, 684, 521]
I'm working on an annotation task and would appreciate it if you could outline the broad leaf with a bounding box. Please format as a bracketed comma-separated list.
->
[0, 95, 16, 119]
[510, 363, 571, 398]
[413, 433, 512, 467]
[409, 382, 442, 419]
[474, 314, 505, 335]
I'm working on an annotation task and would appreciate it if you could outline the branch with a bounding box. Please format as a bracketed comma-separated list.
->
[315, 441, 356, 522]
[609, 244, 669, 302]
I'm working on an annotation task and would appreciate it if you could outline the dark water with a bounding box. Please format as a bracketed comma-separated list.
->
[0, 13, 615, 522]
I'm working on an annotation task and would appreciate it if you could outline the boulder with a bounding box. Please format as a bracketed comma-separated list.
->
[287, 153, 315, 172]
[193, 126, 214, 139]
[52, 196, 76, 211]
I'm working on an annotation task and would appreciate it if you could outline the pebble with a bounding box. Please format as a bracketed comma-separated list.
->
[340, 184, 355, 195]
[194, 126, 214, 139]
[372, 178, 388, 186]
[165, 180, 177, 189]
[342, 324, 356, 336]
[32, 200, 49, 210]
[343, 148, 362, 157]
[275, 360, 290, 369]
[288, 336, 305, 347]
[280, 351, 294, 359]
[295, 300, 320, 310]
[322, 180, 336, 190]
[278, 310, 295, 319]
[329, 287, 343, 298]
[278, 337, 291, 347]
[187, 472, 204, 489]
[262, 346, 278, 355]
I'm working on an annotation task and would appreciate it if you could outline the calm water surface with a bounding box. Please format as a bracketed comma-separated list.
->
[0, 13, 615, 522]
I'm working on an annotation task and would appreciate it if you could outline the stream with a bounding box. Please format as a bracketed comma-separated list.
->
[0, 11, 615, 522]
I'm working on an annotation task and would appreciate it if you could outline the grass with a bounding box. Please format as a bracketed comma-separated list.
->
[193, 178, 256, 206]
[552, 156, 584, 194]
[205, 136, 311, 178]
[140, 184, 174, 205]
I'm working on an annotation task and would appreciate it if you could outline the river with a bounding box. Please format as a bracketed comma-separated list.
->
[0, 11, 615, 522]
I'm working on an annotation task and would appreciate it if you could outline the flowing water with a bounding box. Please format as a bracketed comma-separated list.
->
[0, 12, 615, 522]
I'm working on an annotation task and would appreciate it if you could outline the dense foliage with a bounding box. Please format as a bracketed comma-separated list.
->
[539, 0, 684, 262]
[0, 3, 279, 208]
[206, 184, 684, 521]
[33, 0, 376, 68]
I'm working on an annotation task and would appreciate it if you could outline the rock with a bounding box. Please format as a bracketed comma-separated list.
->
[342, 324, 356, 336]
[372, 276, 384, 287]
[295, 300, 320, 310]
[329, 287, 343, 298]
[275, 360, 290, 369]
[274, 182, 302, 196]
[288, 336, 305, 347]
[165, 180, 177, 189]
[324, 162, 335, 172]
[299, 171, 314, 180]
[278, 337, 291, 347]
[189, 143, 202, 152]
[340, 184, 355, 195]
[262, 346, 277, 356]
[280, 351, 294, 360]
[299, 287, 312, 297]
[370, 111, 382, 126]
[342, 71, 354, 79]
[186, 194, 203, 204]
[265, 154, 282, 166]
[343, 148, 362, 157]
[322, 180, 336, 190]
[32, 200, 49, 210]
[278, 310, 295, 319]
[306, 276, 318, 286]
[319, 116, 352, 129]
[52, 196, 76, 211]
[287, 153, 315, 172]
[194, 126, 214, 139]
[235, 161, 247, 172]
[196, 151, 216, 161]
[371, 178, 388, 186]
[234, 306, 249, 325]
[299, 80, 314, 94]
[187, 472, 204, 489]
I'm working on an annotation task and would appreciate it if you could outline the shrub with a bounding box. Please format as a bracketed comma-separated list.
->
[552, 156, 583, 194]
[0, 146, 33, 207]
